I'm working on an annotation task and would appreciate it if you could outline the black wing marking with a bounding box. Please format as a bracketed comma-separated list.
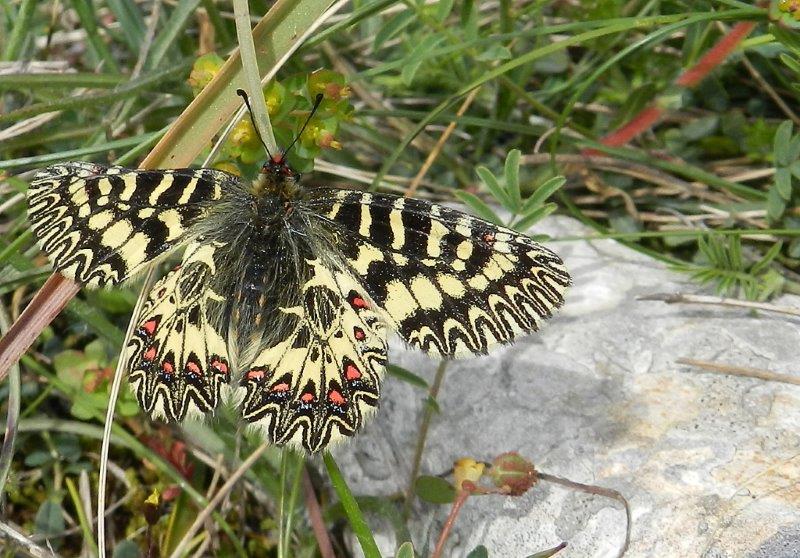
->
[304, 189, 570, 357]
[27, 163, 236, 287]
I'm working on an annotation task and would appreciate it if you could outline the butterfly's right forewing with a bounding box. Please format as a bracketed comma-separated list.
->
[27, 163, 235, 287]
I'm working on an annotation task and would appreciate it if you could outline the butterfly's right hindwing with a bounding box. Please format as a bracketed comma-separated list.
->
[126, 241, 231, 421]
[27, 163, 235, 287]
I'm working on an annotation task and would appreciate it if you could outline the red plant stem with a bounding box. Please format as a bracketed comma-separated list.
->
[431, 484, 474, 558]
[302, 468, 336, 558]
[595, 106, 664, 149]
[0, 273, 79, 382]
[675, 21, 756, 87]
[593, 20, 757, 151]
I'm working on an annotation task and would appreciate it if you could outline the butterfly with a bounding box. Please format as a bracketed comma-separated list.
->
[25, 95, 570, 453]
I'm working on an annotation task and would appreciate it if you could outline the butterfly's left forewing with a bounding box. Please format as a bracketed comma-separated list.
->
[27, 163, 235, 287]
[126, 241, 231, 421]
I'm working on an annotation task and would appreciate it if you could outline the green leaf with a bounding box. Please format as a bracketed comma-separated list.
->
[522, 176, 566, 213]
[453, 191, 503, 225]
[113, 540, 142, 558]
[476, 166, 513, 210]
[424, 395, 441, 414]
[767, 186, 787, 221]
[467, 546, 489, 558]
[386, 364, 429, 389]
[513, 203, 557, 231]
[414, 476, 456, 504]
[790, 160, 800, 181]
[774, 120, 794, 166]
[751, 241, 783, 275]
[436, 0, 455, 22]
[402, 35, 445, 85]
[504, 149, 522, 211]
[25, 451, 53, 467]
[775, 168, 792, 200]
[35, 498, 66, 538]
[476, 45, 513, 62]
[397, 541, 416, 558]
[374, 9, 414, 51]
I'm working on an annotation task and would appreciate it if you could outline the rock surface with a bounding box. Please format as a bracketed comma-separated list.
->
[331, 216, 800, 558]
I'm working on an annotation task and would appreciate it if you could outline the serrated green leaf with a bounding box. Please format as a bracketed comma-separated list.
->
[453, 191, 503, 225]
[476, 166, 513, 210]
[774, 120, 794, 166]
[504, 149, 522, 211]
[522, 176, 566, 213]
[775, 168, 792, 200]
[414, 476, 455, 504]
[386, 364, 429, 389]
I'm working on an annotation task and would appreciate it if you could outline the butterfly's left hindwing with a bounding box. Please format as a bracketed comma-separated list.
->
[27, 163, 234, 287]
[126, 241, 231, 421]
[239, 259, 387, 453]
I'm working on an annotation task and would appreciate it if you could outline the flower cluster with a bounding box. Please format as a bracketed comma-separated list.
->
[188, 58, 353, 173]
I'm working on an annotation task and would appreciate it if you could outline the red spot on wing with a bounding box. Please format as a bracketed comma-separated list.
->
[345, 363, 361, 381]
[162, 361, 174, 374]
[246, 369, 265, 381]
[210, 358, 229, 375]
[186, 361, 201, 375]
[483, 232, 496, 245]
[143, 346, 157, 361]
[328, 390, 346, 405]
[142, 318, 159, 336]
[353, 327, 366, 340]
[301, 392, 315, 403]
[272, 382, 289, 392]
[348, 291, 369, 309]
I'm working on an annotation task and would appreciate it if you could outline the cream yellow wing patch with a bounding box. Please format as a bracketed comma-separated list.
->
[27, 163, 234, 287]
[238, 260, 387, 453]
[126, 241, 231, 421]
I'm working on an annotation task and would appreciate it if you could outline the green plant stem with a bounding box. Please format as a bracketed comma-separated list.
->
[65, 477, 99, 557]
[2, 0, 36, 61]
[403, 360, 448, 516]
[323, 451, 381, 558]
[67, 0, 120, 72]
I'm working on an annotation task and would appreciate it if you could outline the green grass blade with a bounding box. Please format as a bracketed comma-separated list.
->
[2, 0, 37, 61]
[147, 0, 203, 69]
[68, 0, 120, 72]
[323, 451, 381, 558]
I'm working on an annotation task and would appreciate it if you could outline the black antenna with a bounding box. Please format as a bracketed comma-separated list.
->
[281, 93, 325, 161]
[236, 88, 272, 159]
